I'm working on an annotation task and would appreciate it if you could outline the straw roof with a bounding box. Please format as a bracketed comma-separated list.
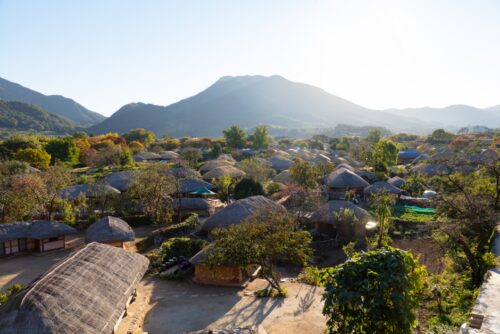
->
[310, 200, 371, 225]
[0, 221, 77, 243]
[199, 196, 286, 233]
[326, 168, 370, 189]
[159, 151, 180, 160]
[331, 157, 349, 165]
[104, 171, 133, 192]
[410, 163, 449, 177]
[59, 183, 120, 200]
[169, 166, 201, 179]
[311, 154, 332, 165]
[174, 198, 213, 211]
[273, 170, 293, 184]
[179, 178, 216, 193]
[364, 181, 403, 195]
[85, 216, 135, 243]
[355, 170, 378, 183]
[0, 242, 149, 333]
[411, 154, 430, 164]
[387, 176, 406, 188]
[202, 165, 246, 181]
[133, 151, 162, 161]
[217, 154, 236, 162]
[336, 163, 355, 171]
[200, 160, 235, 173]
[269, 155, 293, 171]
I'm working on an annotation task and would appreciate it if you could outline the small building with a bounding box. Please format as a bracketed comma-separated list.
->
[364, 181, 403, 199]
[85, 216, 135, 248]
[198, 195, 286, 235]
[0, 221, 77, 257]
[0, 242, 149, 333]
[310, 201, 371, 240]
[104, 171, 133, 192]
[325, 167, 370, 200]
[202, 165, 246, 181]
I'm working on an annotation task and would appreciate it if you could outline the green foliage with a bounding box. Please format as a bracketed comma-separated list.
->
[366, 129, 381, 143]
[0, 134, 40, 159]
[369, 138, 398, 172]
[13, 148, 51, 169]
[128, 140, 144, 153]
[0, 283, 25, 306]
[223, 125, 246, 149]
[296, 266, 322, 286]
[158, 214, 201, 239]
[45, 137, 80, 165]
[0, 160, 30, 175]
[255, 286, 288, 298]
[181, 148, 201, 169]
[233, 177, 265, 200]
[160, 237, 207, 260]
[321, 247, 426, 334]
[208, 210, 313, 294]
[402, 174, 427, 197]
[238, 157, 274, 183]
[369, 190, 396, 248]
[427, 129, 454, 144]
[123, 128, 156, 146]
[289, 158, 320, 189]
[249, 125, 270, 149]
[215, 174, 233, 203]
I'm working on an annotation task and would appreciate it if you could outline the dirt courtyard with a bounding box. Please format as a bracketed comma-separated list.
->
[139, 278, 326, 334]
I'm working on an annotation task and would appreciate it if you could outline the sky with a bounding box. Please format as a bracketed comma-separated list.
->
[1, 0, 500, 116]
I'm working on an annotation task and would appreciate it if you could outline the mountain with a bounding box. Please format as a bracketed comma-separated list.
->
[0, 100, 75, 133]
[90, 75, 433, 137]
[384, 105, 500, 129]
[0, 77, 105, 127]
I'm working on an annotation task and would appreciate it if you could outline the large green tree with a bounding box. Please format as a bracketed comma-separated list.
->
[45, 137, 80, 165]
[233, 177, 265, 200]
[250, 125, 270, 149]
[223, 125, 246, 149]
[289, 158, 320, 189]
[321, 247, 426, 334]
[369, 138, 398, 173]
[123, 128, 156, 146]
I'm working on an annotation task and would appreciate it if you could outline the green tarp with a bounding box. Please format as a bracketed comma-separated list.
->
[396, 205, 436, 214]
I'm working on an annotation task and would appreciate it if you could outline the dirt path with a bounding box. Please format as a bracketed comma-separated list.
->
[140, 278, 326, 334]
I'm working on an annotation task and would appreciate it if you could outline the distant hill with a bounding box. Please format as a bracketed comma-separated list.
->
[0, 100, 75, 134]
[384, 105, 500, 129]
[0, 77, 105, 127]
[90, 75, 432, 137]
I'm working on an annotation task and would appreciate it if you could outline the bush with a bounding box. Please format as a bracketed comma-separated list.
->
[0, 283, 24, 306]
[160, 237, 207, 260]
[158, 214, 200, 239]
[255, 286, 288, 298]
[233, 177, 265, 200]
[296, 266, 322, 286]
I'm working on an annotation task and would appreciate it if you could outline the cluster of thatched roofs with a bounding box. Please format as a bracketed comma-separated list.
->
[0, 221, 77, 243]
[0, 242, 149, 333]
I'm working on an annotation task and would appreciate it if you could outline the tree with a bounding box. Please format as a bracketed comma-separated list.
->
[289, 159, 320, 189]
[181, 148, 201, 169]
[427, 128, 454, 144]
[129, 164, 175, 224]
[123, 128, 156, 146]
[215, 174, 233, 204]
[369, 138, 398, 173]
[402, 174, 428, 197]
[250, 125, 270, 149]
[128, 140, 144, 154]
[238, 158, 274, 183]
[233, 178, 265, 200]
[334, 208, 365, 244]
[367, 129, 381, 143]
[45, 137, 80, 165]
[208, 210, 312, 295]
[432, 169, 498, 287]
[0, 135, 40, 159]
[321, 247, 426, 334]
[223, 125, 246, 149]
[369, 190, 396, 248]
[13, 148, 51, 169]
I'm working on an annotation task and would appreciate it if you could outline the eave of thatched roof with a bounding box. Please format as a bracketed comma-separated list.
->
[310, 200, 371, 225]
[85, 216, 135, 243]
[202, 166, 246, 181]
[59, 184, 121, 200]
[179, 178, 216, 193]
[0, 242, 149, 334]
[387, 176, 406, 188]
[364, 181, 403, 195]
[133, 151, 162, 161]
[326, 168, 370, 188]
[0, 221, 77, 243]
[199, 196, 286, 233]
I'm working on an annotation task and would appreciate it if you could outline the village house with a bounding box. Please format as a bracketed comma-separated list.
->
[325, 167, 370, 200]
[85, 216, 135, 248]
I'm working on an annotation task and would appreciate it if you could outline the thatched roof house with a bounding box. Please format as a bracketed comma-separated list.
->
[59, 183, 121, 200]
[411, 153, 430, 164]
[336, 163, 355, 171]
[179, 178, 216, 194]
[217, 154, 236, 162]
[0, 242, 149, 333]
[174, 198, 216, 217]
[397, 151, 421, 164]
[200, 159, 235, 173]
[364, 181, 403, 196]
[202, 165, 246, 181]
[311, 200, 371, 239]
[159, 150, 180, 161]
[1, 221, 77, 257]
[169, 166, 201, 179]
[104, 171, 133, 192]
[387, 176, 406, 188]
[325, 168, 370, 199]
[269, 155, 293, 171]
[355, 170, 378, 183]
[199, 196, 286, 233]
[85, 216, 135, 248]
[410, 163, 449, 177]
[133, 151, 162, 162]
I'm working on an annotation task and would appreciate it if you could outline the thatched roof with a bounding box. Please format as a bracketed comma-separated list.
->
[199, 196, 286, 233]
[200, 160, 235, 173]
[310, 200, 371, 225]
[59, 183, 121, 200]
[273, 170, 293, 184]
[133, 151, 162, 161]
[331, 157, 349, 165]
[85, 216, 135, 243]
[311, 154, 332, 165]
[0, 242, 149, 333]
[387, 176, 406, 188]
[326, 168, 370, 189]
[336, 163, 355, 171]
[0, 221, 77, 243]
[159, 151, 180, 160]
[410, 163, 449, 177]
[174, 198, 213, 210]
[411, 154, 430, 164]
[104, 170, 133, 192]
[355, 170, 378, 183]
[430, 150, 455, 162]
[179, 178, 216, 193]
[364, 181, 403, 195]
[202, 165, 246, 181]
[217, 154, 236, 162]
[169, 166, 201, 179]
[269, 155, 293, 171]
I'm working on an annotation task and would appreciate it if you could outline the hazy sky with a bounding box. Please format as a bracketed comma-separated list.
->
[1, 0, 500, 116]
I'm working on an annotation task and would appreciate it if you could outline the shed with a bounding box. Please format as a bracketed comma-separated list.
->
[85, 216, 135, 248]
[0, 221, 77, 257]
[0, 242, 149, 333]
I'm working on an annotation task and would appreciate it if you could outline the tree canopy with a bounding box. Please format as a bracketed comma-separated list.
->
[223, 125, 246, 149]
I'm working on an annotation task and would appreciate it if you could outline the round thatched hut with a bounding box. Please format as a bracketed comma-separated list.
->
[363, 181, 403, 198]
[387, 176, 405, 188]
[325, 167, 370, 199]
[202, 165, 246, 181]
[85, 216, 135, 248]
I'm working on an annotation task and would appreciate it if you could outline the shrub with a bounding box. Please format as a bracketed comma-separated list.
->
[233, 177, 265, 200]
[158, 213, 200, 239]
[296, 266, 322, 286]
[160, 237, 207, 260]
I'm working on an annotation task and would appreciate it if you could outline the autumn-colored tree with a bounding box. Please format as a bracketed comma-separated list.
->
[13, 148, 51, 169]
